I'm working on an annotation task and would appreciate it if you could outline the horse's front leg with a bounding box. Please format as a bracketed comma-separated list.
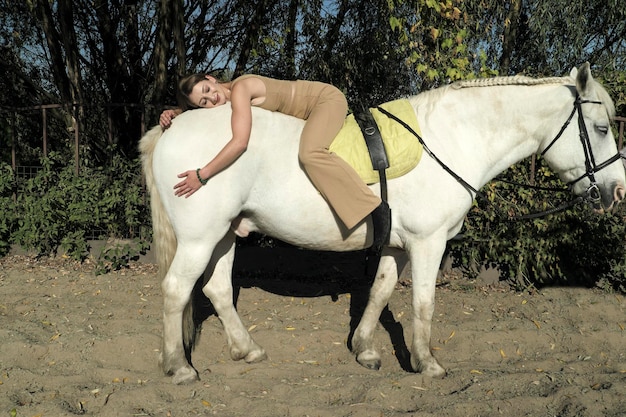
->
[202, 235, 267, 363]
[407, 236, 447, 377]
[161, 246, 212, 384]
[351, 253, 401, 370]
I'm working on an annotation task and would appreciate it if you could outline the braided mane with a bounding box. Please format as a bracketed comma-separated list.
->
[451, 75, 570, 89]
[411, 71, 615, 119]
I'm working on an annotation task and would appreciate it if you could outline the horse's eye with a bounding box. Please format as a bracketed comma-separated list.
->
[596, 125, 609, 135]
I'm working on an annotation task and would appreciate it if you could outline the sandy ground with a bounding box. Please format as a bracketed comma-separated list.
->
[1, 248, 625, 417]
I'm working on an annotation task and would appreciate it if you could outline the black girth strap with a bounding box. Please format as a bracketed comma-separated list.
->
[354, 109, 390, 200]
[354, 108, 391, 279]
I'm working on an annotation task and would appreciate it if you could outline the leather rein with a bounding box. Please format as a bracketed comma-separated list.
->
[376, 95, 623, 220]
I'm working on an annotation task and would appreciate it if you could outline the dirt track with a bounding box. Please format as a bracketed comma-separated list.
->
[1, 250, 625, 417]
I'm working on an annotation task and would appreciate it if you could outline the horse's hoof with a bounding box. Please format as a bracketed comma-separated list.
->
[231, 344, 267, 363]
[172, 366, 200, 385]
[244, 349, 267, 363]
[413, 357, 446, 378]
[356, 350, 382, 371]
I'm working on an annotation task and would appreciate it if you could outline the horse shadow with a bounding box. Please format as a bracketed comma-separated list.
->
[192, 238, 413, 372]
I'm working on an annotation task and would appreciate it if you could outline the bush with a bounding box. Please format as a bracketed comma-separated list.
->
[4, 153, 151, 269]
[450, 157, 626, 292]
[0, 162, 16, 256]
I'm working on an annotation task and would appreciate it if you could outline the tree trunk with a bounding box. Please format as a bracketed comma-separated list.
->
[172, 0, 186, 79]
[322, 0, 349, 66]
[94, 0, 126, 98]
[57, 0, 83, 105]
[35, 0, 72, 103]
[154, 0, 174, 106]
[283, 0, 299, 79]
[234, 0, 278, 77]
[499, 0, 523, 74]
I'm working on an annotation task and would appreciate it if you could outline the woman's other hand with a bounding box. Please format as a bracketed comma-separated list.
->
[174, 170, 203, 197]
[160, 109, 179, 129]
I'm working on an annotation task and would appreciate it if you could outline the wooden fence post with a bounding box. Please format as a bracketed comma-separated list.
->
[616, 116, 625, 150]
[42, 107, 48, 157]
[74, 104, 80, 175]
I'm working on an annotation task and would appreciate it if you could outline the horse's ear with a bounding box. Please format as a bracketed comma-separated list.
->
[574, 62, 593, 96]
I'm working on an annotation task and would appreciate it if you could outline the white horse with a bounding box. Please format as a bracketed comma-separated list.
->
[140, 63, 625, 384]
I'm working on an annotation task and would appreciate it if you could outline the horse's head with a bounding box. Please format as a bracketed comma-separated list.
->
[541, 63, 625, 212]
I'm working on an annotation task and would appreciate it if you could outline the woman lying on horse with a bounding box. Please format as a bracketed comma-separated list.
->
[160, 74, 390, 249]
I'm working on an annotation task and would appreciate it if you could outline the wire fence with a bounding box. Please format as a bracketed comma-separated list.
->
[0, 103, 163, 175]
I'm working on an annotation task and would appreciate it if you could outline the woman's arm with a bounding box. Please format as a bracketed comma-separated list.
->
[174, 78, 263, 198]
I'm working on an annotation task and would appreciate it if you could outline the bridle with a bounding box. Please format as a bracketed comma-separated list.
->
[539, 94, 623, 206]
[376, 93, 623, 218]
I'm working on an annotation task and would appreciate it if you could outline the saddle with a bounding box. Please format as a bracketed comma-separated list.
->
[329, 99, 423, 184]
[331, 99, 422, 277]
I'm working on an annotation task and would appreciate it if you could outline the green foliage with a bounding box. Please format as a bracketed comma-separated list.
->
[450, 157, 626, 292]
[0, 162, 16, 256]
[388, 0, 474, 87]
[8, 153, 151, 271]
[599, 69, 626, 118]
[558, 207, 626, 293]
[95, 238, 151, 275]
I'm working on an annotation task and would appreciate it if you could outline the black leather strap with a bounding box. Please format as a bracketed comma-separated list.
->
[354, 109, 389, 171]
[354, 109, 389, 200]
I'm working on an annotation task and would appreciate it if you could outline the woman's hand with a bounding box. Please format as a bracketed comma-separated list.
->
[174, 170, 204, 197]
[160, 109, 179, 129]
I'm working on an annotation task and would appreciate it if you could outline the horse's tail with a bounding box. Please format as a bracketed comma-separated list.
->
[139, 125, 202, 359]
[139, 126, 177, 281]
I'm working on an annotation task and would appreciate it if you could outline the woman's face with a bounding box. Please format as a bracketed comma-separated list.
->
[188, 75, 229, 108]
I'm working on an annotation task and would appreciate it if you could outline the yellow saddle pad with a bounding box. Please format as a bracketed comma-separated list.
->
[329, 99, 423, 184]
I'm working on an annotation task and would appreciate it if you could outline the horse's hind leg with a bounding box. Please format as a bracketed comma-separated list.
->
[202, 233, 267, 363]
[351, 253, 400, 370]
[161, 244, 213, 384]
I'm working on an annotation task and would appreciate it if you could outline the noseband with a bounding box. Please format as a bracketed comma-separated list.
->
[540, 95, 623, 205]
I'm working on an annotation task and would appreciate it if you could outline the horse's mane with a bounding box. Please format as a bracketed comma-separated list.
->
[411, 73, 615, 119]
[451, 75, 568, 89]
